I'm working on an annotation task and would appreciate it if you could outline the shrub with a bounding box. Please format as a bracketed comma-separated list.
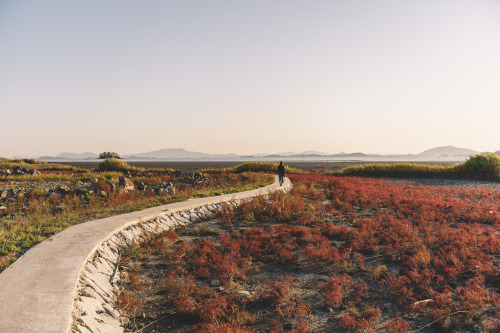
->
[320, 274, 351, 307]
[457, 153, 500, 180]
[95, 158, 144, 172]
[99, 151, 121, 159]
[385, 316, 411, 333]
[339, 306, 382, 332]
[258, 275, 296, 305]
[270, 297, 313, 332]
[115, 291, 142, 317]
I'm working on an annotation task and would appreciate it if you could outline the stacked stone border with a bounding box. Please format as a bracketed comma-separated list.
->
[71, 179, 292, 333]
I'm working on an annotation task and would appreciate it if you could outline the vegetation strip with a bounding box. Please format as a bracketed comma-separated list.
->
[0, 158, 274, 271]
[334, 153, 500, 180]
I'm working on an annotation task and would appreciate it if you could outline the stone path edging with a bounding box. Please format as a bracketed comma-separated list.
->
[0, 176, 291, 333]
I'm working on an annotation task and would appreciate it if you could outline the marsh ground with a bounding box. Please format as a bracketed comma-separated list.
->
[118, 175, 499, 333]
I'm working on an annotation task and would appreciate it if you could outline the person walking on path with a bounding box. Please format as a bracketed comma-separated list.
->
[277, 161, 285, 186]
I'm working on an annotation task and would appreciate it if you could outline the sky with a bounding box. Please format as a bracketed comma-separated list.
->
[1, 0, 499, 157]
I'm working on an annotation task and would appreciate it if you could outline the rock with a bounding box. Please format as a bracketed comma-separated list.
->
[167, 186, 176, 195]
[106, 181, 116, 192]
[28, 169, 40, 175]
[210, 279, 220, 287]
[55, 185, 71, 195]
[137, 182, 146, 191]
[53, 205, 66, 214]
[99, 191, 108, 198]
[0, 191, 7, 201]
[48, 192, 62, 201]
[0, 206, 7, 214]
[73, 186, 95, 196]
[157, 188, 169, 195]
[91, 178, 99, 185]
[160, 181, 167, 187]
[118, 188, 129, 195]
[13, 166, 21, 172]
[5, 169, 11, 175]
[119, 177, 134, 190]
[236, 291, 251, 297]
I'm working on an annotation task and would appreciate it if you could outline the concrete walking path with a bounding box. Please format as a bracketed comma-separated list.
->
[0, 176, 291, 332]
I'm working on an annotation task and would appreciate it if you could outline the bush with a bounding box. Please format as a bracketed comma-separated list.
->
[99, 151, 121, 159]
[95, 158, 144, 172]
[456, 153, 500, 180]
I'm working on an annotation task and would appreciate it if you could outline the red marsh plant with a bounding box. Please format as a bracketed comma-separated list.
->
[116, 173, 499, 332]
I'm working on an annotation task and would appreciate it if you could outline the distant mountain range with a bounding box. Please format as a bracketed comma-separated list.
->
[123, 148, 240, 159]
[31, 146, 498, 161]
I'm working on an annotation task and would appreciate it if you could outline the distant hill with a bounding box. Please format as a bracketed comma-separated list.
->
[123, 148, 240, 159]
[494, 151, 500, 156]
[56, 152, 98, 159]
[417, 146, 479, 157]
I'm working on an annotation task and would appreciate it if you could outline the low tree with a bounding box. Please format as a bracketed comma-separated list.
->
[99, 151, 121, 159]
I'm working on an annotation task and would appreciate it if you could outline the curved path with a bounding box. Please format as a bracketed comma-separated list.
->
[0, 176, 291, 332]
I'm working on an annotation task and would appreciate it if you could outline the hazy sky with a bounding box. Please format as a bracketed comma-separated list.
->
[1, 0, 499, 157]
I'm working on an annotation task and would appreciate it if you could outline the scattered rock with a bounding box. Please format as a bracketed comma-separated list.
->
[236, 290, 251, 297]
[119, 177, 134, 190]
[91, 178, 99, 185]
[73, 186, 95, 196]
[53, 205, 66, 214]
[167, 186, 176, 195]
[99, 191, 108, 198]
[157, 188, 169, 195]
[48, 192, 62, 201]
[55, 185, 71, 195]
[210, 279, 220, 287]
[105, 181, 116, 192]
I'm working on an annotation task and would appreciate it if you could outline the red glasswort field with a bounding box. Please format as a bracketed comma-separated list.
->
[118, 174, 499, 332]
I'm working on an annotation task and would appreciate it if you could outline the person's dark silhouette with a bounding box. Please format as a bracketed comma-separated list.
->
[277, 161, 285, 186]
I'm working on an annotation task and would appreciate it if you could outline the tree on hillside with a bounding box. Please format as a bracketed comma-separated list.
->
[98, 151, 121, 159]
